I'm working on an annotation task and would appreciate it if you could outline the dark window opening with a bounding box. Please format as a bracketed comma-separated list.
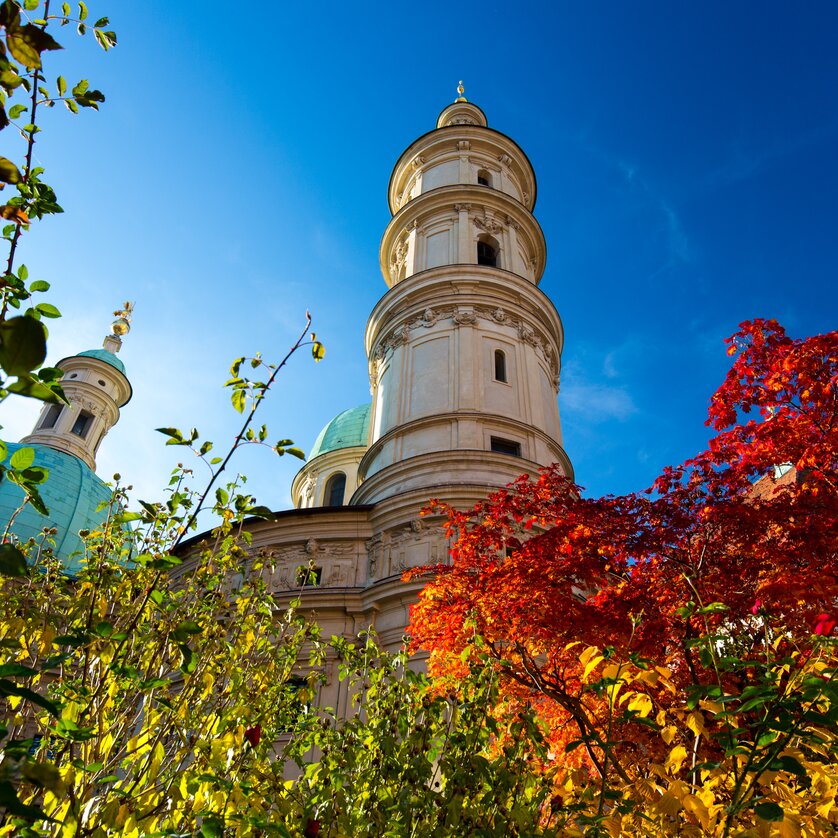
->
[477, 169, 492, 187]
[491, 437, 521, 457]
[325, 472, 346, 507]
[40, 404, 63, 430]
[296, 566, 323, 587]
[494, 349, 507, 382]
[477, 240, 498, 267]
[70, 411, 93, 438]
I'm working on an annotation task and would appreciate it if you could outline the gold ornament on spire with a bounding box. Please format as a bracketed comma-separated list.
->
[111, 301, 134, 337]
[455, 80, 467, 102]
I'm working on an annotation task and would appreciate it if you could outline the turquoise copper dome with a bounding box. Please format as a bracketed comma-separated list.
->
[0, 442, 114, 573]
[308, 404, 371, 461]
[75, 348, 126, 374]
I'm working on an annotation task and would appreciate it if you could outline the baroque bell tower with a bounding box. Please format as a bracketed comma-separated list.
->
[355, 85, 572, 507]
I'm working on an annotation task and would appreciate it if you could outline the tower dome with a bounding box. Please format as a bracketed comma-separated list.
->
[0, 442, 114, 574]
[291, 404, 371, 509]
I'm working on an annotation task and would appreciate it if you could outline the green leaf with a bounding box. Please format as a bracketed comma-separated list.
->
[64, 98, 78, 114]
[6, 374, 63, 404]
[0, 543, 28, 577]
[34, 302, 60, 318]
[77, 1, 87, 19]
[71, 78, 88, 96]
[6, 24, 63, 70]
[56, 75, 66, 96]
[201, 816, 224, 838]
[24, 0, 40, 10]
[0, 663, 38, 677]
[0, 440, 6, 461]
[93, 28, 116, 50]
[0, 315, 47, 375]
[286, 447, 305, 460]
[28, 279, 49, 292]
[754, 801, 784, 822]
[9, 446, 35, 470]
[7, 103, 26, 119]
[231, 388, 246, 413]
[178, 643, 197, 675]
[0, 156, 21, 184]
[0, 679, 59, 715]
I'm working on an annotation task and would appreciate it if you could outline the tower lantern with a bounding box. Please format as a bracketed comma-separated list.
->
[22, 303, 133, 471]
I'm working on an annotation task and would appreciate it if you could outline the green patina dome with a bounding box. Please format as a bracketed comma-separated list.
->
[308, 404, 371, 461]
[0, 442, 114, 573]
[76, 348, 126, 374]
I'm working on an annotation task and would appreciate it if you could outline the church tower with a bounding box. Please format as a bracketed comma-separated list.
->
[355, 86, 572, 506]
[22, 305, 133, 471]
[0, 305, 134, 569]
[247, 90, 574, 657]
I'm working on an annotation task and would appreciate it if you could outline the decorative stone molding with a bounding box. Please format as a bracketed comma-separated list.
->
[505, 216, 520, 231]
[445, 115, 478, 126]
[370, 304, 560, 382]
[390, 238, 408, 275]
[473, 214, 505, 236]
[498, 153, 513, 167]
[411, 156, 425, 170]
[453, 203, 471, 213]
[452, 309, 477, 326]
[457, 140, 470, 151]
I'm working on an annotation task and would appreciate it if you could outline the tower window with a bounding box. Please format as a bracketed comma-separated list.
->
[70, 411, 93, 438]
[491, 437, 521, 457]
[494, 349, 507, 383]
[39, 404, 63, 430]
[477, 169, 492, 188]
[324, 472, 346, 507]
[477, 239, 498, 267]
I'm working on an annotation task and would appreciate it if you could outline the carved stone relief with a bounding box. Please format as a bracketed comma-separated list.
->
[473, 214, 505, 236]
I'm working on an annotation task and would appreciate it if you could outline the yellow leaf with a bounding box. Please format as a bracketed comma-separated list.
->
[627, 692, 653, 718]
[655, 790, 684, 817]
[665, 744, 688, 775]
[583, 655, 604, 681]
[578, 645, 600, 667]
[778, 813, 802, 838]
[683, 794, 711, 830]
[635, 668, 660, 686]
[661, 725, 678, 745]
[686, 712, 706, 737]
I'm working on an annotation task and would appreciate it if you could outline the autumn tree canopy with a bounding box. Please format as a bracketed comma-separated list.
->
[409, 319, 838, 836]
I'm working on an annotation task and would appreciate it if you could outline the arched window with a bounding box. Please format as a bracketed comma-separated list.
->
[477, 236, 498, 267]
[494, 349, 507, 382]
[477, 169, 492, 188]
[324, 472, 346, 507]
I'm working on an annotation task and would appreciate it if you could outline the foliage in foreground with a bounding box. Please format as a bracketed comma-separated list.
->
[0, 501, 556, 836]
[409, 319, 838, 836]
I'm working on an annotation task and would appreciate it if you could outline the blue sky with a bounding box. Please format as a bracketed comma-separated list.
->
[2, 1, 836, 510]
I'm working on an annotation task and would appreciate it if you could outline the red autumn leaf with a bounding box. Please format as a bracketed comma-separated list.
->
[243, 724, 261, 747]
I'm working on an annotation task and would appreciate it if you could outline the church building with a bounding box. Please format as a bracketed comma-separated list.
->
[3, 90, 573, 710]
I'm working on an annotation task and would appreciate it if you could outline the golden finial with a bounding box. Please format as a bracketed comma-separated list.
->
[111, 301, 134, 337]
[455, 80, 467, 103]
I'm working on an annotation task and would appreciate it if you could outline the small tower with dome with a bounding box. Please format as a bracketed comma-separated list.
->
[0, 305, 134, 569]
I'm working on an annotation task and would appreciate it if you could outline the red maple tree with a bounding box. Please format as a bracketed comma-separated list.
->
[408, 320, 838, 833]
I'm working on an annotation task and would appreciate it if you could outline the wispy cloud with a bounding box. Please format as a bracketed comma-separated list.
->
[561, 380, 638, 422]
